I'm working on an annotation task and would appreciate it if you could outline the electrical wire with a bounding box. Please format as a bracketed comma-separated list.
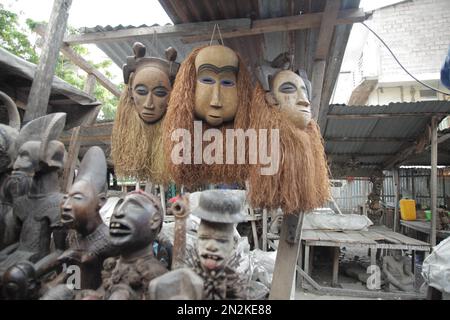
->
[360, 22, 450, 96]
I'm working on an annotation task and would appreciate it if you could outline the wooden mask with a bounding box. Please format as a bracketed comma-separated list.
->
[194, 45, 239, 126]
[271, 70, 311, 130]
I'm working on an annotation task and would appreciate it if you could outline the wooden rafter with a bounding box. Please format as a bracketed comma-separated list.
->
[62, 9, 366, 45]
[34, 24, 121, 98]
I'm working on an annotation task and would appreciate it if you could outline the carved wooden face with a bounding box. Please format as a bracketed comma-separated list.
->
[131, 66, 171, 124]
[272, 70, 311, 129]
[194, 46, 239, 127]
[109, 193, 162, 252]
[197, 221, 234, 271]
[61, 180, 99, 233]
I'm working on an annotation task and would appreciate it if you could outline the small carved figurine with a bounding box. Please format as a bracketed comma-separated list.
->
[100, 190, 167, 300]
[157, 190, 248, 300]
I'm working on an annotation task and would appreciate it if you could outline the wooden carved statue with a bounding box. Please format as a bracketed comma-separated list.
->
[111, 42, 179, 183]
[0, 113, 67, 281]
[99, 190, 167, 300]
[248, 54, 330, 214]
[28, 146, 119, 300]
[162, 45, 253, 187]
[0, 91, 21, 251]
[152, 190, 248, 300]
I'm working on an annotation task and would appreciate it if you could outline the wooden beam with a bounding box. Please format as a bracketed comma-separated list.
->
[327, 112, 449, 119]
[269, 213, 304, 300]
[82, 74, 103, 125]
[315, 0, 341, 61]
[383, 121, 433, 169]
[393, 169, 400, 232]
[430, 117, 438, 247]
[64, 18, 251, 45]
[311, 60, 326, 121]
[311, 0, 341, 123]
[24, 0, 73, 123]
[34, 24, 121, 98]
[62, 126, 81, 192]
[63, 9, 366, 45]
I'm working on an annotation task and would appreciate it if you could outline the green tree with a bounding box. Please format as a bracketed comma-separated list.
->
[0, 4, 119, 121]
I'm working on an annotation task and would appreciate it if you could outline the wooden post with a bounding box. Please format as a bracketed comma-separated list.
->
[269, 213, 304, 300]
[62, 126, 81, 192]
[430, 117, 438, 247]
[331, 247, 340, 287]
[160, 185, 166, 217]
[262, 209, 268, 251]
[393, 169, 400, 232]
[311, 60, 326, 121]
[24, 0, 73, 123]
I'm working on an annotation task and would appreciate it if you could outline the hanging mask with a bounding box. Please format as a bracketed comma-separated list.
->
[194, 45, 239, 127]
[123, 43, 179, 124]
[272, 70, 311, 130]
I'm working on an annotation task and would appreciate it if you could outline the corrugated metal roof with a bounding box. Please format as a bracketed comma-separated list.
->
[80, 0, 359, 97]
[325, 101, 450, 173]
[0, 47, 100, 129]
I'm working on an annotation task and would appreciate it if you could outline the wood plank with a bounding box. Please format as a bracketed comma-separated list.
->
[65, 18, 252, 44]
[311, 60, 326, 121]
[182, 9, 366, 43]
[63, 9, 366, 45]
[431, 116, 438, 246]
[331, 247, 340, 287]
[269, 213, 304, 300]
[24, 0, 73, 122]
[62, 126, 81, 192]
[34, 23, 120, 98]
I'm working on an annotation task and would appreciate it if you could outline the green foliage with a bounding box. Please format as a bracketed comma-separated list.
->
[0, 5, 38, 63]
[0, 4, 118, 120]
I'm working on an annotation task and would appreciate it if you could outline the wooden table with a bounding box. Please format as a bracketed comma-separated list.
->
[297, 226, 431, 299]
[400, 219, 450, 242]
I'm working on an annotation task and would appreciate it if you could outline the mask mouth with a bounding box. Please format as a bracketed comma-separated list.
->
[61, 212, 75, 226]
[109, 219, 132, 237]
[200, 253, 224, 270]
[3, 171, 32, 198]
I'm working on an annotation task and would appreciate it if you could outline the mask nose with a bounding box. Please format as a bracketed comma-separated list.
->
[206, 240, 218, 252]
[210, 83, 222, 108]
[144, 95, 154, 110]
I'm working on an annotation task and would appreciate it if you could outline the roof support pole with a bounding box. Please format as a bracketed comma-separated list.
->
[24, 0, 73, 123]
[430, 117, 438, 247]
[393, 169, 400, 233]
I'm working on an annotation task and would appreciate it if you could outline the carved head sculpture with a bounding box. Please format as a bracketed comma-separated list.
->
[61, 146, 107, 236]
[162, 45, 252, 187]
[256, 53, 312, 130]
[192, 190, 246, 271]
[109, 190, 163, 253]
[13, 113, 66, 175]
[123, 42, 179, 124]
[248, 54, 330, 214]
[194, 45, 239, 127]
[7, 113, 66, 198]
[2, 262, 39, 300]
[111, 43, 179, 182]
[271, 70, 311, 130]
[0, 90, 20, 174]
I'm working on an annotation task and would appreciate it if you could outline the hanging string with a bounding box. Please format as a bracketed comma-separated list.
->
[209, 23, 224, 46]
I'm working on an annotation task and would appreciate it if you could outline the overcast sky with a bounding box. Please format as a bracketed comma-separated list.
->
[2, 0, 404, 83]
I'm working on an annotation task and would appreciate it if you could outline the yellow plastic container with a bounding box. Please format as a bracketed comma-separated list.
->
[400, 199, 416, 221]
